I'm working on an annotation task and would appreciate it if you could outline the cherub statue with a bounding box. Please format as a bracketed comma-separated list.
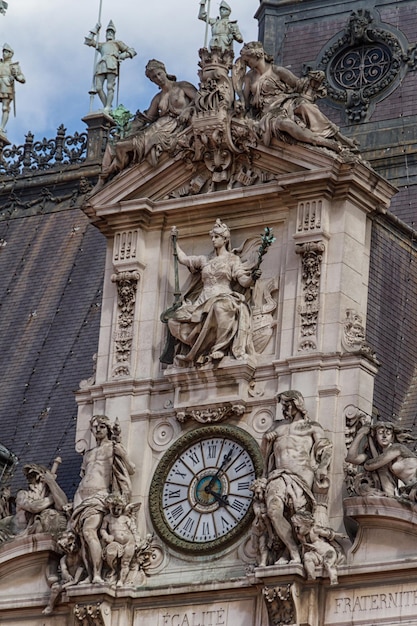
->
[198, 0, 243, 52]
[250, 478, 274, 567]
[291, 510, 345, 586]
[84, 21, 137, 111]
[43, 530, 85, 615]
[100, 493, 142, 586]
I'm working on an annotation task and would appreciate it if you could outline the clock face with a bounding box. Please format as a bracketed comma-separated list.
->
[149, 424, 263, 554]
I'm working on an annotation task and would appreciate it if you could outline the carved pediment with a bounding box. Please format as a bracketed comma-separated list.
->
[84, 42, 366, 217]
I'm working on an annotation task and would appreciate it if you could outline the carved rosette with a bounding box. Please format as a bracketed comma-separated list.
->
[315, 9, 408, 121]
[176, 402, 245, 424]
[111, 270, 140, 377]
[295, 241, 325, 351]
[263, 584, 297, 626]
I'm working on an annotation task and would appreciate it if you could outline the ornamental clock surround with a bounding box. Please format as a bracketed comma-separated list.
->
[149, 424, 264, 554]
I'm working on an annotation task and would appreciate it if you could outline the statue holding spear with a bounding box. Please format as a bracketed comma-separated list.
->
[84, 18, 136, 112]
[198, 0, 243, 53]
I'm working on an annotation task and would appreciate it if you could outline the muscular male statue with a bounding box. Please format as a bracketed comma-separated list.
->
[71, 415, 135, 583]
[262, 390, 332, 563]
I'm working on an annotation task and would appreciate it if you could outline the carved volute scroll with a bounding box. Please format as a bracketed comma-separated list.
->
[295, 241, 325, 351]
[111, 270, 140, 377]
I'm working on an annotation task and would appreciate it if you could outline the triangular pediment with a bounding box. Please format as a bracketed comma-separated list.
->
[84, 138, 352, 217]
[83, 44, 393, 227]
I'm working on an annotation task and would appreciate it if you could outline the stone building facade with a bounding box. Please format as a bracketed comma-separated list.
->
[0, 2, 417, 626]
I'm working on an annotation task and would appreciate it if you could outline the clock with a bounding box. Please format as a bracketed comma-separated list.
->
[149, 424, 263, 554]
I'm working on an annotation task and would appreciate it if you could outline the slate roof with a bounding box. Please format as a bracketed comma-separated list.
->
[0, 169, 105, 498]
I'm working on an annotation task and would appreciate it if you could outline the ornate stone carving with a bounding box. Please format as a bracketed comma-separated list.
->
[255, 391, 344, 584]
[176, 402, 245, 424]
[113, 229, 139, 264]
[161, 220, 274, 367]
[93, 60, 197, 191]
[111, 270, 140, 377]
[43, 530, 85, 615]
[252, 277, 279, 354]
[237, 41, 358, 153]
[0, 458, 68, 544]
[295, 241, 325, 351]
[70, 415, 134, 583]
[296, 200, 323, 234]
[315, 9, 408, 122]
[263, 584, 296, 626]
[74, 602, 111, 626]
[101, 495, 154, 587]
[342, 308, 376, 359]
[345, 410, 417, 500]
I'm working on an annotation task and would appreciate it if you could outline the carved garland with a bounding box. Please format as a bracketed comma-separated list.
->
[295, 241, 325, 351]
[176, 402, 245, 424]
[111, 270, 140, 377]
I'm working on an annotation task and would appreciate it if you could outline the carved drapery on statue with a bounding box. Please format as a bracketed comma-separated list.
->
[161, 220, 275, 367]
[90, 40, 361, 199]
[252, 390, 345, 585]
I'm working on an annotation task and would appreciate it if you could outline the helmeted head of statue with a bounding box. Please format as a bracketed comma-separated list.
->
[219, 1, 231, 16]
[209, 218, 231, 249]
[2, 42, 13, 55]
[106, 20, 116, 34]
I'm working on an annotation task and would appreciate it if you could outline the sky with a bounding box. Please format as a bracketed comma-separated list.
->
[1, 0, 260, 147]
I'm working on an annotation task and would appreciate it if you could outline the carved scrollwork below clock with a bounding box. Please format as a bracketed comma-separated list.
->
[149, 424, 263, 554]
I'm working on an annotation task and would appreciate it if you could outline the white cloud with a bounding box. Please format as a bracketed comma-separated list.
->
[1, 0, 259, 146]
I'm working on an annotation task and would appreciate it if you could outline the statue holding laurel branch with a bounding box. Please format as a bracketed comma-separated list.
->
[160, 219, 275, 367]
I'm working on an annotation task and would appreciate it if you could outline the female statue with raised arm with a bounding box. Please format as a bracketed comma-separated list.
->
[167, 219, 261, 366]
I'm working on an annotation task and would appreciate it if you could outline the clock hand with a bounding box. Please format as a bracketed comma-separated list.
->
[206, 488, 230, 507]
[205, 449, 233, 492]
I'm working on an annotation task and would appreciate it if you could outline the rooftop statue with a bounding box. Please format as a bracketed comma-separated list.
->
[198, 0, 243, 52]
[163, 220, 273, 367]
[0, 459, 68, 543]
[257, 390, 340, 580]
[70, 415, 135, 584]
[93, 59, 197, 192]
[0, 43, 25, 133]
[235, 41, 358, 152]
[346, 417, 417, 500]
[84, 21, 137, 111]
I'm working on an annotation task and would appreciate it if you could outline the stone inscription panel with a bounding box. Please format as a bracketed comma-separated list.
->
[134, 599, 255, 626]
[326, 582, 417, 624]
